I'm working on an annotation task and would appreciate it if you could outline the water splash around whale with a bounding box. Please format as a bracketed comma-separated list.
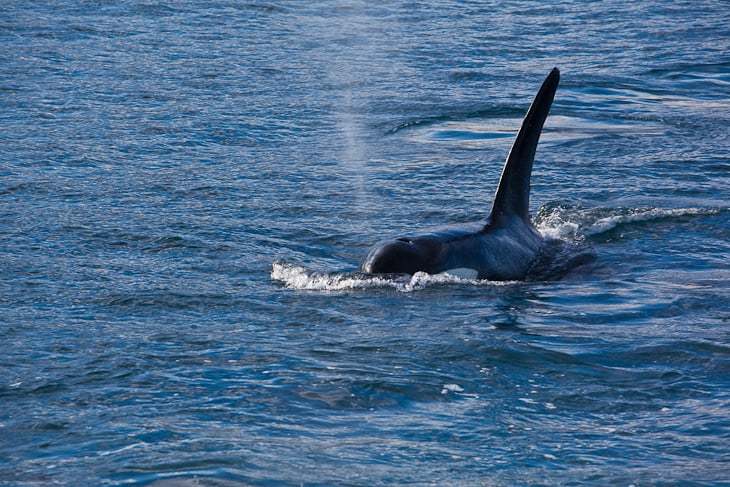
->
[272, 206, 722, 292]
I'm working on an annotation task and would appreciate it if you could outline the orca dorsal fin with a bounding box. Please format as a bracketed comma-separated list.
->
[490, 68, 559, 226]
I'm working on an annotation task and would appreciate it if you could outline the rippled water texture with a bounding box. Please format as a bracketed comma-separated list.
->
[2, 1, 730, 485]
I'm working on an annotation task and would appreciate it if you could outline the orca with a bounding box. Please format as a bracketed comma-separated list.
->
[361, 68, 560, 280]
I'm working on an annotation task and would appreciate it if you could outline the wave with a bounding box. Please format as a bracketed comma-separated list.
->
[401, 115, 663, 150]
[271, 262, 516, 293]
[536, 206, 721, 240]
[386, 105, 524, 135]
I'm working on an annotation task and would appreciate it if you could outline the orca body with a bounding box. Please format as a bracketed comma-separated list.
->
[361, 68, 560, 280]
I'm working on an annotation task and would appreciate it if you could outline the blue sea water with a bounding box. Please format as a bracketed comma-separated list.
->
[1, 1, 730, 485]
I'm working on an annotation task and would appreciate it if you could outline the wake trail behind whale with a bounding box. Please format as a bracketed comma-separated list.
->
[535, 206, 721, 240]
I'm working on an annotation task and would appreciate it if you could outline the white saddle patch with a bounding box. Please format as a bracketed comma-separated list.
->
[440, 267, 479, 280]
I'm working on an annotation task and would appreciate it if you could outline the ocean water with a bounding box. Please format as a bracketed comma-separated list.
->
[1, 1, 729, 485]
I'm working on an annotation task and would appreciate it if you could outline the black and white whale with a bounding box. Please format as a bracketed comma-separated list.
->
[361, 68, 560, 281]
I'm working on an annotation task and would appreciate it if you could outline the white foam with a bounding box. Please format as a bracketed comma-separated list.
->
[584, 207, 717, 236]
[536, 209, 581, 240]
[441, 383, 464, 394]
[271, 262, 514, 293]
[536, 206, 719, 240]
[271, 262, 395, 291]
